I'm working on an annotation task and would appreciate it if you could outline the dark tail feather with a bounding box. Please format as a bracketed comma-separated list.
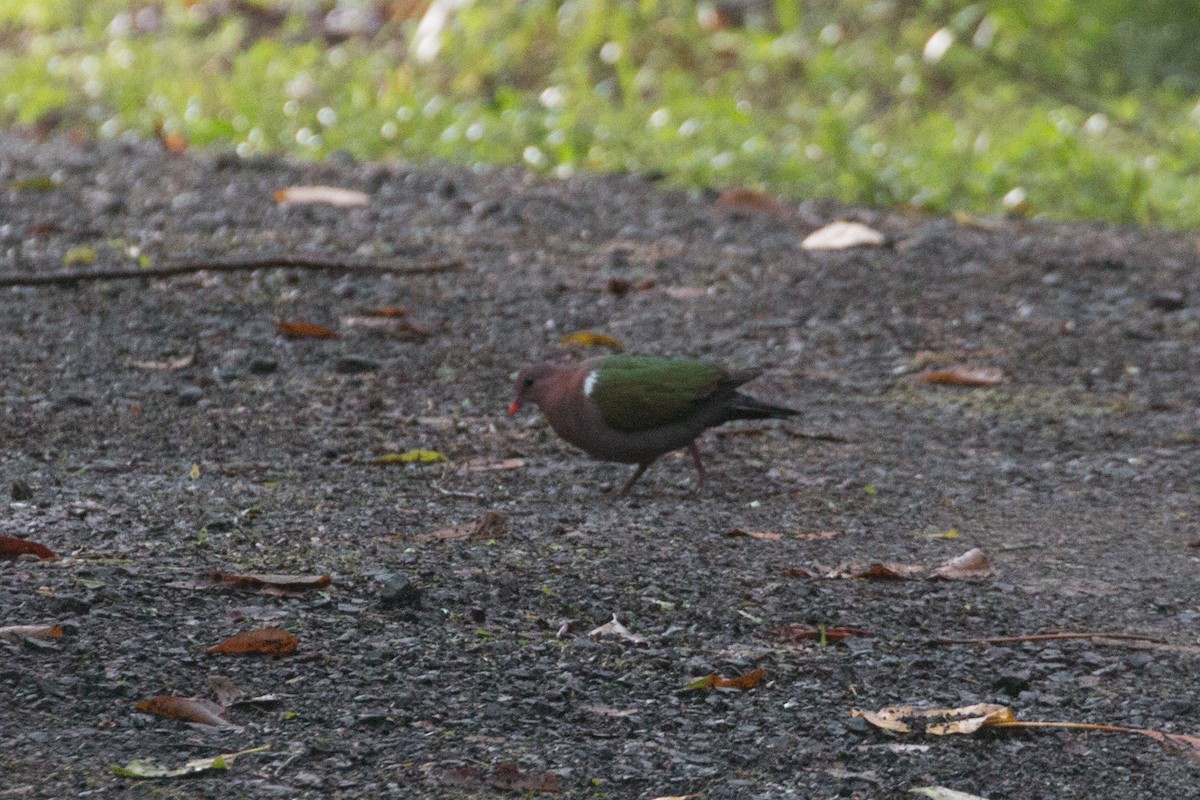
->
[727, 392, 800, 421]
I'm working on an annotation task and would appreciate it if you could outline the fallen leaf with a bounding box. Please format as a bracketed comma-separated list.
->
[920, 529, 960, 539]
[0, 535, 57, 561]
[771, 624, 874, 644]
[135, 696, 239, 729]
[375, 449, 448, 465]
[6, 176, 58, 192]
[932, 548, 992, 580]
[794, 530, 841, 540]
[920, 367, 1004, 387]
[558, 331, 624, 351]
[462, 457, 526, 472]
[414, 510, 511, 543]
[910, 788, 992, 800]
[801, 221, 885, 250]
[63, 245, 97, 266]
[845, 562, 927, 580]
[716, 188, 790, 216]
[686, 667, 767, 691]
[727, 528, 783, 541]
[274, 185, 370, 207]
[359, 305, 408, 317]
[926, 703, 1016, 735]
[202, 572, 332, 595]
[189, 462, 201, 479]
[206, 627, 299, 656]
[437, 763, 560, 793]
[274, 320, 338, 339]
[588, 614, 646, 646]
[340, 315, 434, 340]
[111, 745, 269, 779]
[0, 624, 64, 642]
[128, 352, 195, 371]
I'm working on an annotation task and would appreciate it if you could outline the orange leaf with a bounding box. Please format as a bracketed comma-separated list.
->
[921, 366, 1004, 387]
[135, 696, 237, 728]
[0, 535, 57, 561]
[687, 668, 766, 691]
[848, 562, 925, 580]
[274, 320, 338, 339]
[207, 627, 298, 656]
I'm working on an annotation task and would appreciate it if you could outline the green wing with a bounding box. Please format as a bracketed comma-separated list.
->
[591, 356, 739, 433]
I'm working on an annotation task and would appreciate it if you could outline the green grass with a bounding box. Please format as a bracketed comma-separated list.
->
[4, 0, 1200, 227]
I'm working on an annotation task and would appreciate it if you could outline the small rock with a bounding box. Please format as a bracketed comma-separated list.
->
[177, 385, 204, 406]
[334, 355, 380, 374]
[248, 358, 278, 375]
[379, 574, 421, 609]
[1149, 289, 1186, 312]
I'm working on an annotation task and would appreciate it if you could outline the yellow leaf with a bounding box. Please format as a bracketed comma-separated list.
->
[375, 450, 448, 465]
[558, 331, 624, 351]
[63, 246, 97, 266]
[189, 463, 201, 479]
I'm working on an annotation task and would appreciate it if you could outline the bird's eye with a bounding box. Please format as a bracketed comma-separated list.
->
[522, 377, 535, 388]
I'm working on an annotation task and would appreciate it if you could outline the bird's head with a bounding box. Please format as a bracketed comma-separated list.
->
[508, 362, 558, 417]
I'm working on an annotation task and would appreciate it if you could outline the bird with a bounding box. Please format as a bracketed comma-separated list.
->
[508, 354, 798, 496]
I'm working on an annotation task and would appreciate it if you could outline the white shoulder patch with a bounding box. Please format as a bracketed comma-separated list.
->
[583, 370, 599, 397]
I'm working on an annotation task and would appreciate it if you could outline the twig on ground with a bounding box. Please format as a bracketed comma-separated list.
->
[0, 255, 462, 287]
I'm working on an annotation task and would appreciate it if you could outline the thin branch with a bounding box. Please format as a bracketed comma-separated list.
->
[0, 255, 462, 288]
[931, 632, 1169, 646]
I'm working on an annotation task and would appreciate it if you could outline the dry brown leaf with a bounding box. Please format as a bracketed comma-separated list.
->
[853, 703, 1015, 736]
[558, 330, 624, 351]
[0, 624, 64, 642]
[414, 511, 511, 543]
[771, 624, 874, 644]
[932, 548, 992, 580]
[846, 562, 927, 580]
[920, 366, 1004, 387]
[0, 534, 57, 561]
[801, 221, 885, 250]
[438, 763, 560, 793]
[716, 188, 790, 216]
[273, 320, 338, 339]
[687, 668, 767, 691]
[274, 185, 370, 207]
[727, 528, 783, 541]
[135, 695, 239, 729]
[588, 615, 646, 646]
[205, 572, 332, 595]
[206, 627, 299, 656]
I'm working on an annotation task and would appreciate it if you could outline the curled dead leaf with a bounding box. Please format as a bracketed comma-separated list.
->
[920, 366, 1004, 387]
[0, 534, 57, 561]
[135, 695, 239, 729]
[852, 703, 1014, 736]
[202, 572, 332, 595]
[206, 627, 299, 656]
[273, 320, 338, 339]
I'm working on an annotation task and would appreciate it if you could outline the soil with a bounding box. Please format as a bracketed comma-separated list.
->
[1, 132, 1198, 799]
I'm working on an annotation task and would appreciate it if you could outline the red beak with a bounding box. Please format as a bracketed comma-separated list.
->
[508, 401, 521, 417]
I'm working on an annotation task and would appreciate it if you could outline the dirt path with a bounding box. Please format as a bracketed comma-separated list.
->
[2, 133, 1198, 798]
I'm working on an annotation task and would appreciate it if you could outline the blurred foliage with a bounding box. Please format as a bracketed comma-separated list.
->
[2, 0, 1200, 226]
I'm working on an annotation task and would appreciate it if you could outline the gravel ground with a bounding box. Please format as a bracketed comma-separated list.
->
[1, 132, 1198, 799]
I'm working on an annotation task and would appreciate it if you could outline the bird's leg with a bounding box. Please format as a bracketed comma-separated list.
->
[620, 461, 653, 497]
[688, 441, 706, 494]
